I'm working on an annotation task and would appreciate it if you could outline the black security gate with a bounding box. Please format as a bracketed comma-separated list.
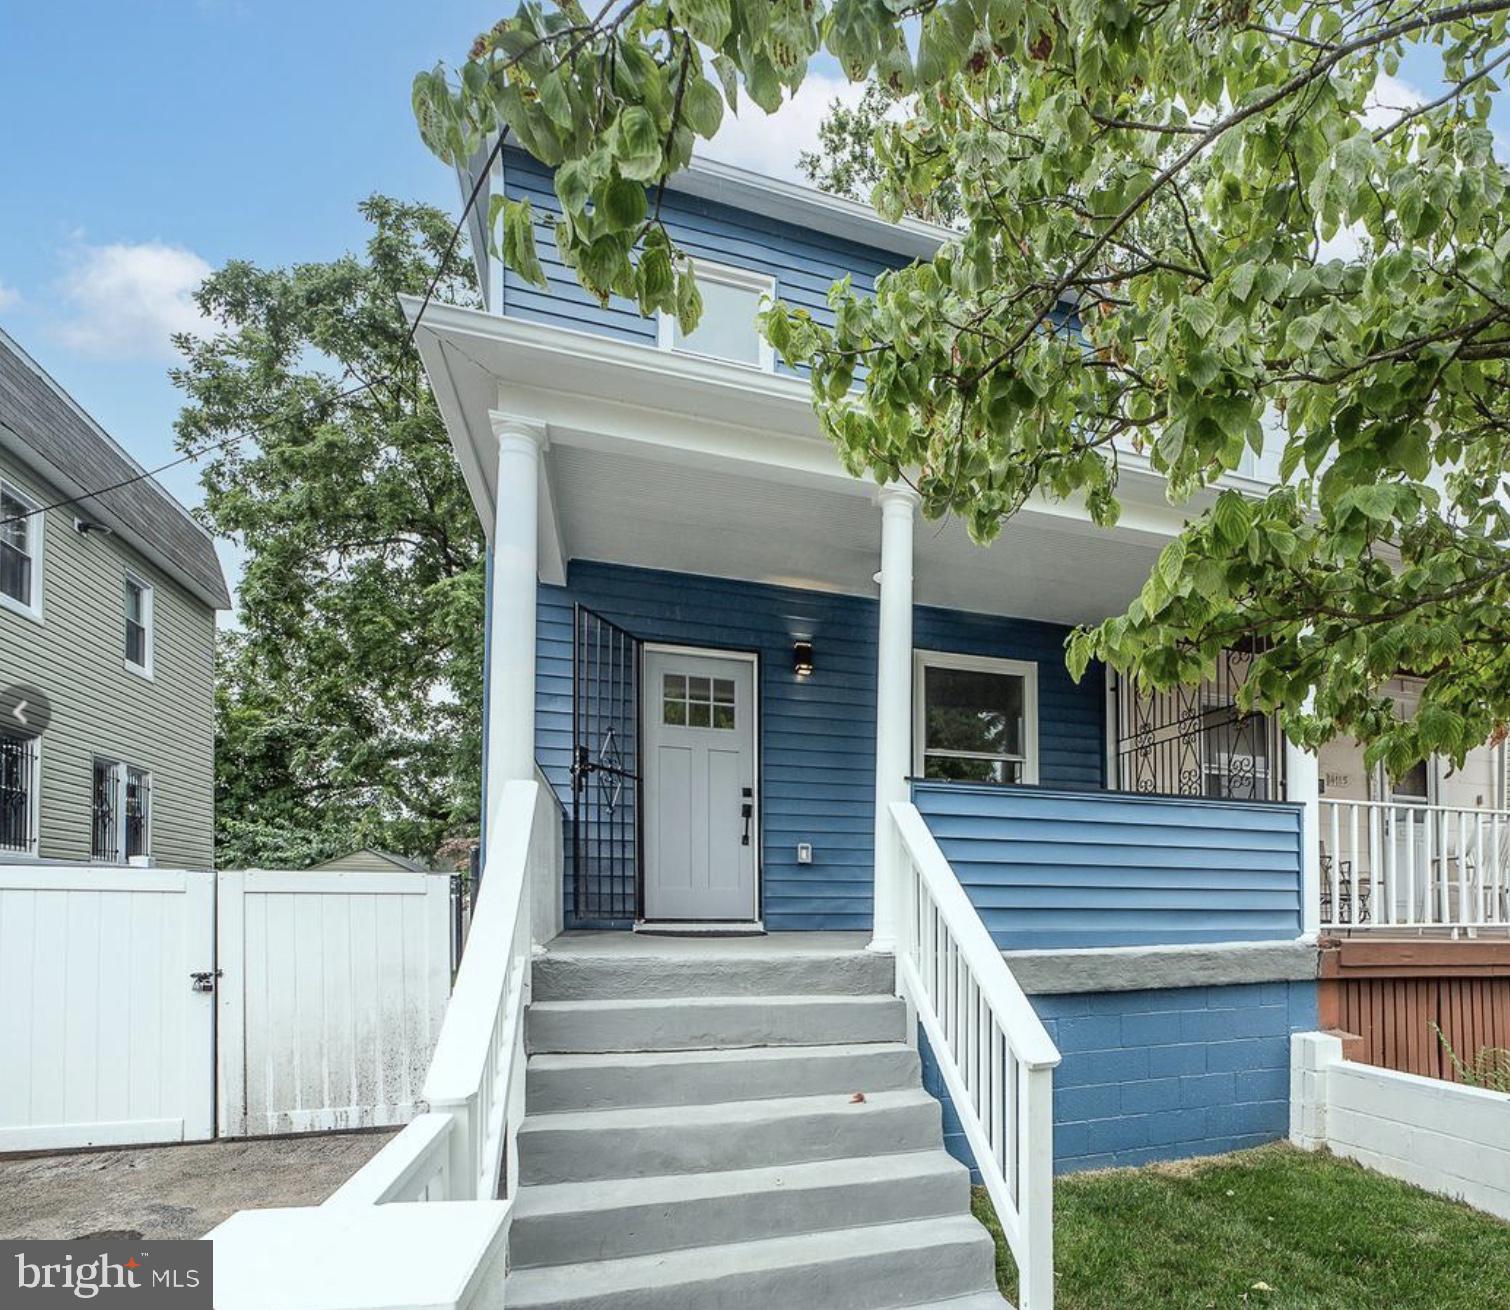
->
[571, 605, 642, 922]
[1112, 646, 1285, 802]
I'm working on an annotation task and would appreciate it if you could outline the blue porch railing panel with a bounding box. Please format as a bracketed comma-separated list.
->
[912, 781, 1304, 949]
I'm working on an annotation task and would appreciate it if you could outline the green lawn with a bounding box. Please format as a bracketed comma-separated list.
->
[973, 1143, 1510, 1309]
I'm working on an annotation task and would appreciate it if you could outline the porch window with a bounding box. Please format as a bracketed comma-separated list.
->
[92, 759, 151, 863]
[913, 651, 1039, 785]
[0, 733, 38, 855]
[0, 479, 41, 618]
[657, 260, 775, 371]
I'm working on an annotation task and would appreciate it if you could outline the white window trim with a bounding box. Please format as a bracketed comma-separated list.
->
[124, 573, 154, 679]
[656, 258, 776, 373]
[91, 758, 153, 865]
[913, 649, 1040, 786]
[0, 477, 44, 623]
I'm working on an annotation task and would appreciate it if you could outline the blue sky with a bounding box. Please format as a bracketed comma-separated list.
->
[0, 5, 1493, 609]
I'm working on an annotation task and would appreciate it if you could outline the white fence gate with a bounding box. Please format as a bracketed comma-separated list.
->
[0, 865, 454, 1152]
[217, 869, 453, 1138]
[0, 868, 216, 1151]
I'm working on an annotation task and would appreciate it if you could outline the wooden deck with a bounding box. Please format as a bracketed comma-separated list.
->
[1319, 938, 1510, 1083]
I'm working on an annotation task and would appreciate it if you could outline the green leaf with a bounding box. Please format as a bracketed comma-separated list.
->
[599, 176, 648, 229]
[673, 0, 733, 50]
[684, 74, 725, 139]
[499, 197, 546, 289]
[611, 105, 664, 183]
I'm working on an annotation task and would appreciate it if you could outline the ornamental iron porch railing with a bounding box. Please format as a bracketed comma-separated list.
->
[1112, 648, 1286, 802]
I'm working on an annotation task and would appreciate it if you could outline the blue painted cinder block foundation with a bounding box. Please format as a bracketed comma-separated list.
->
[921, 981, 1318, 1176]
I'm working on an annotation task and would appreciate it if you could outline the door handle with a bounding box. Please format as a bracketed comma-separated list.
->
[741, 787, 753, 847]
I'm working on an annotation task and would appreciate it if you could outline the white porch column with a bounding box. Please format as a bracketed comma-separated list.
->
[486, 413, 548, 810]
[1285, 704, 1322, 940]
[871, 483, 920, 954]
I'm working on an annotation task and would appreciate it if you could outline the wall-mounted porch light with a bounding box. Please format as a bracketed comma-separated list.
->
[793, 640, 815, 678]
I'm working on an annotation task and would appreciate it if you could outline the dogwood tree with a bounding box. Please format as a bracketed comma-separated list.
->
[414, 1, 1510, 773]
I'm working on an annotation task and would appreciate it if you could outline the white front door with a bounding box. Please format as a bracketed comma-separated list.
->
[644, 649, 758, 921]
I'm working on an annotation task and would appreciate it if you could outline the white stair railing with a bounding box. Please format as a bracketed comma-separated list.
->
[1319, 797, 1510, 933]
[889, 801, 1061, 1310]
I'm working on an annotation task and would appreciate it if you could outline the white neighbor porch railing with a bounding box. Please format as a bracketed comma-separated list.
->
[208, 777, 562, 1309]
[890, 801, 1062, 1310]
[1320, 798, 1510, 933]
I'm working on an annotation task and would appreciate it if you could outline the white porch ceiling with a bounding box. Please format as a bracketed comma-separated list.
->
[548, 442, 1169, 625]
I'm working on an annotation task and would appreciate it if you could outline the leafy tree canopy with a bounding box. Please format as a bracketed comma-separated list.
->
[415, 1, 1510, 775]
[173, 196, 484, 868]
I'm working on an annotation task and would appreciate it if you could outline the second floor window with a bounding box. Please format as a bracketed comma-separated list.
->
[125, 576, 152, 675]
[0, 480, 40, 616]
[658, 261, 775, 370]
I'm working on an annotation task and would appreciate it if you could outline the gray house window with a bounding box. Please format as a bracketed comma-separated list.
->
[125, 576, 152, 675]
[92, 760, 151, 862]
[0, 733, 38, 855]
[0, 480, 41, 616]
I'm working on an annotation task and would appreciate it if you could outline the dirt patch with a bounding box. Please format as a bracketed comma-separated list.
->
[0, 1131, 397, 1241]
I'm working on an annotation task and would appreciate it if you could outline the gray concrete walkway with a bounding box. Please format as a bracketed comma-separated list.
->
[0, 1130, 396, 1241]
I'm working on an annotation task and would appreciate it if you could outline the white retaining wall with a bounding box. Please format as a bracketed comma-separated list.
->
[1291, 1031, 1510, 1220]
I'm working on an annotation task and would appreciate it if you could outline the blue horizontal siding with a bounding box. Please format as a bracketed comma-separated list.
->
[913, 781, 1303, 949]
[535, 561, 1105, 930]
[500, 146, 912, 356]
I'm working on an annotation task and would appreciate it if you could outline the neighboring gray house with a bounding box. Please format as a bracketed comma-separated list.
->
[0, 327, 230, 868]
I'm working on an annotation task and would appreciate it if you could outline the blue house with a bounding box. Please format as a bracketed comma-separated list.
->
[401, 144, 1325, 1308]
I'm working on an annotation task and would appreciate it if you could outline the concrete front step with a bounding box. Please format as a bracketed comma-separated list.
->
[526, 1041, 922, 1113]
[526, 993, 906, 1054]
[533, 941, 895, 1001]
[517, 1087, 942, 1185]
[510, 1149, 970, 1268]
[502, 1214, 999, 1310]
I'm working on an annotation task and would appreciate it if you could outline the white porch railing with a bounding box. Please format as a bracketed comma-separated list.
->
[1319, 798, 1510, 932]
[890, 801, 1061, 1310]
[208, 777, 560, 1309]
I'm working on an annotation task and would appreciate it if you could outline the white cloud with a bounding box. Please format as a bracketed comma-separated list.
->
[0, 280, 20, 311]
[1361, 71, 1428, 133]
[702, 73, 870, 183]
[53, 241, 213, 361]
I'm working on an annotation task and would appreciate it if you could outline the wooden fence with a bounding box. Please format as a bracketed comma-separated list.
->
[1319, 939, 1510, 1084]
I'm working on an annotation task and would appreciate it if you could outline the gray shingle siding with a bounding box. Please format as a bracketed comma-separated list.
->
[0, 329, 230, 610]
[0, 455, 217, 868]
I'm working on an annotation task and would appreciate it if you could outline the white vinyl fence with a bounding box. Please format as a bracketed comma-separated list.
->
[217, 869, 454, 1138]
[1292, 1031, 1510, 1220]
[0, 864, 455, 1152]
[1320, 799, 1510, 932]
[0, 868, 216, 1151]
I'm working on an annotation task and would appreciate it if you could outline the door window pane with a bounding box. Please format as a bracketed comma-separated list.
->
[662, 667, 738, 729]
